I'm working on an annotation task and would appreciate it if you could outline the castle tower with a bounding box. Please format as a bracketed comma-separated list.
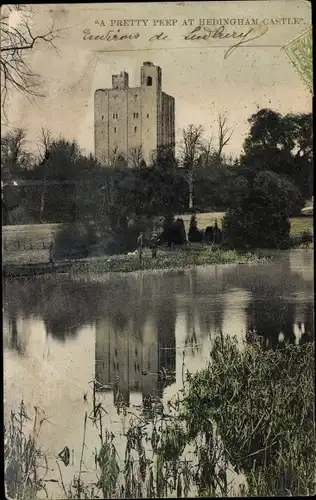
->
[94, 63, 175, 167]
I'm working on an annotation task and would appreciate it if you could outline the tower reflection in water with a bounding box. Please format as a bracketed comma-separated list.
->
[95, 315, 176, 412]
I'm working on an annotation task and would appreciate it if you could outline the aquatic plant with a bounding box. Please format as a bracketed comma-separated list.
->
[4, 401, 51, 500]
[5, 338, 315, 498]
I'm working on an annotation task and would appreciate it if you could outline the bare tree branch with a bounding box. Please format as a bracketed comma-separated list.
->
[179, 124, 204, 209]
[216, 113, 235, 163]
[128, 146, 146, 170]
[1, 5, 61, 121]
[199, 135, 214, 168]
[108, 146, 124, 169]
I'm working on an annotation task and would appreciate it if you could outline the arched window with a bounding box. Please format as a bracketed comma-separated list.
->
[146, 76, 152, 86]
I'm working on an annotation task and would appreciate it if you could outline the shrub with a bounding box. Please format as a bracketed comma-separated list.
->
[100, 217, 157, 255]
[224, 171, 298, 248]
[188, 214, 203, 243]
[6, 206, 35, 225]
[301, 230, 313, 244]
[159, 216, 187, 246]
[52, 221, 98, 260]
[172, 218, 187, 245]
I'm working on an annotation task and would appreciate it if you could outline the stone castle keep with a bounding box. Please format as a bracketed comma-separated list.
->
[94, 62, 175, 166]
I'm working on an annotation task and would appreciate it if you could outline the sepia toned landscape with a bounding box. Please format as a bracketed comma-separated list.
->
[2, 2, 314, 499]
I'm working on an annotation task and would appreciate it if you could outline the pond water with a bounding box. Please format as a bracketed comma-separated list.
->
[3, 249, 314, 493]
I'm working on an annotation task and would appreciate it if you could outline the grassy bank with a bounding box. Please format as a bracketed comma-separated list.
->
[71, 246, 263, 276]
[5, 336, 315, 499]
[2, 246, 265, 278]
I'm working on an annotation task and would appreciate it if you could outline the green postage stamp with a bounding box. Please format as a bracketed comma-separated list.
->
[283, 28, 312, 93]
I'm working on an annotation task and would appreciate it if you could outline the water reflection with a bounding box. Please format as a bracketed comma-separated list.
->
[3, 250, 314, 410]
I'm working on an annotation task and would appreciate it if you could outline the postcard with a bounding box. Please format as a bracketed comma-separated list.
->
[2, 2, 313, 499]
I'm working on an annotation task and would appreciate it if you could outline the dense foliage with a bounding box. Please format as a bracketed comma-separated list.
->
[5, 337, 315, 498]
[183, 335, 315, 496]
[223, 171, 300, 248]
[1, 108, 313, 250]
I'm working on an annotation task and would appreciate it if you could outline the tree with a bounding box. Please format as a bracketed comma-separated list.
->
[1, 127, 33, 181]
[107, 146, 127, 169]
[128, 146, 146, 169]
[215, 113, 234, 164]
[223, 170, 301, 248]
[198, 135, 214, 169]
[37, 127, 52, 222]
[25, 137, 86, 222]
[241, 108, 313, 206]
[1, 5, 59, 119]
[188, 214, 203, 243]
[179, 124, 204, 210]
[1, 127, 34, 224]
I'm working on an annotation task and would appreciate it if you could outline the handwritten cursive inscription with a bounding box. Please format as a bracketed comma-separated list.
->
[82, 23, 269, 58]
[83, 28, 140, 41]
[183, 25, 269, 58]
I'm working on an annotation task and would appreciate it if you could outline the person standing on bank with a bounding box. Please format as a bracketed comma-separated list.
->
[137, 232, 144, 263]
[151, 235, 158, 259]
[49, 240, 54, 264]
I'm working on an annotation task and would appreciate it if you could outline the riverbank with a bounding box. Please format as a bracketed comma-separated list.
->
[3, 246, 265, 278]
[5, 336, 315, 499]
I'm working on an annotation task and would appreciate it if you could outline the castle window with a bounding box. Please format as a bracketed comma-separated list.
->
[114, 127, 117, 133]
[147, 113, 149, 118]
[134, 126, 137, 133]
[102, 115, 104, 120]
[113, 113, 118, 119]
[146, 76, 152, 86]
[134, 94, 138, 101]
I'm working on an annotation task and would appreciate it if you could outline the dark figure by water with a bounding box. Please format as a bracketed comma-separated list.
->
[137, 232, 144, 263]
[151, 237, 158, 259]
[49, 241, 54, 263]
[213, 220, 222, 244]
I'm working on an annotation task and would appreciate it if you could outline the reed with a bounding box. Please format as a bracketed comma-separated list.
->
[5, 337, 315, 498]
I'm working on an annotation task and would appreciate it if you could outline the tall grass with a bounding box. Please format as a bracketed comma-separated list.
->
[183, 335, 316, 496]
[5, 337, 315, 498]
[4, 401, 52, 500]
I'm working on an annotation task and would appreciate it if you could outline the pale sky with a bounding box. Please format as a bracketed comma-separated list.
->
[4, 1, 312, 157]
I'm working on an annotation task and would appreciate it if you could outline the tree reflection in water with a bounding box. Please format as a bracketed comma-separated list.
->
[3, 251, 313, 408]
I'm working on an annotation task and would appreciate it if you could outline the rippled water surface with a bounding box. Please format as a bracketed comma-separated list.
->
[3, 249, 314, 490]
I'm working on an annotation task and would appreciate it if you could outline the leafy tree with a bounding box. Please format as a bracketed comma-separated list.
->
[223, 170, 300, 248]
[172, 218, 187, 245]
[241, 109, 313, 208]
[188, 214, 203, 243]
[1, 128, 33, 181]
[1, 128, 34, 223]
[52, 222, 97, 260]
